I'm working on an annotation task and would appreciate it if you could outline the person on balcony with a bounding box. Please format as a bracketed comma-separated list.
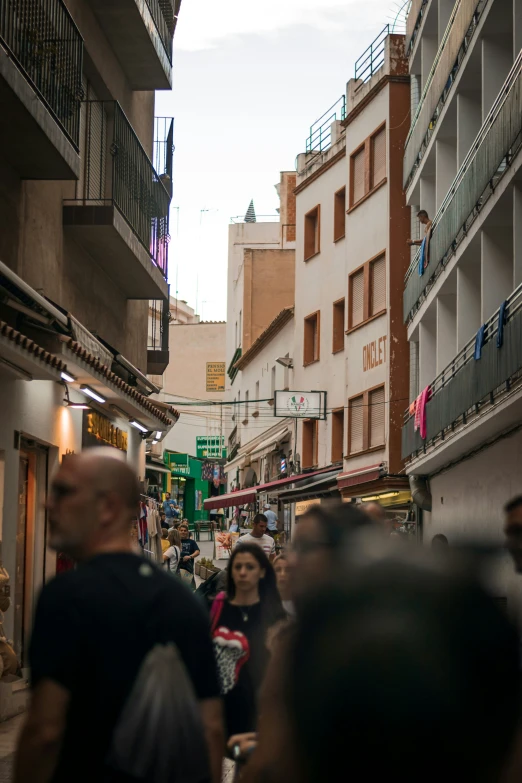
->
[407, 210, 432, 247]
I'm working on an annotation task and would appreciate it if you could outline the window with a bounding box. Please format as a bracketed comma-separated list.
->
[244, 390, 249, 423]
[304, 205, 321, 260]
[349, 123, 387, 209]
[331, 408, 344, 463]
[334, 187, 346, 241]
[369, 386, 385, 448]
[348, 385, 386, 455]
[370, 255, 386, 316]
[254, 381, 260, 417]
[371, 127, 386, 188]
[348, 395, 364, 454]
[332, 299, 345, 353]
[348, 252, 386, 330]
[302, 419, 319, 468]
[304, 311, 320, 365]
[283, 354, 290, 390]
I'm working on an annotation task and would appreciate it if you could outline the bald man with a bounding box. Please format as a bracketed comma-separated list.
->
[15, 449, 223, 783]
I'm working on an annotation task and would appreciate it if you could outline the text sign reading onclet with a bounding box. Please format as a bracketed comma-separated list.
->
[274, 391, 327, 420]
[206, 362, 225, 392]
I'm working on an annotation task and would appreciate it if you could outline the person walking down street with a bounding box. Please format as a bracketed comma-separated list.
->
[160, 527, 170, 554]
[163, 528, 182, 575]
[273, 554, 295, 619]
[210, 544, 284, 740]
[160, 511, 169, 530]
[263, 504, 278, 539]
[163, 492, 179, 524]
[15, 448, 223, 783]
[236, 514, 276, 561]
[178, 523, 200, 589]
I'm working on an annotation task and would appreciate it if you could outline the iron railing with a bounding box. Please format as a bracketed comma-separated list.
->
[69, 101, 171, 278]
[146, 0, 174, 63]
[305, 95, 346, 154]
[148, 298, 170, 352]
[0, 0, 83, 146]
[403, 49, 522, 322]
[154, 116, 174, 186]
[406, 0, 428, 56]
[403, 0, 488, 189]
[355, 25, 389, 85]
[402, 283, 522, 460]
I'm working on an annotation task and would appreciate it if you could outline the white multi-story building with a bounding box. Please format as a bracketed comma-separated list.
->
[402, 0, 522, 600]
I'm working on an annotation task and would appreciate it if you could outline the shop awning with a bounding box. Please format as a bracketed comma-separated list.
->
[204, 487, 257, 511]
[204, 466, 339, 511]
[337, 464, 384, 491]
[277, 470, 342, 503]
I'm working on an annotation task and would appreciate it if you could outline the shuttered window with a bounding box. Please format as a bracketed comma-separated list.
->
[349, 396, 364, 454]
[371, 127, 386, 187]
[350, 269, 365, 328]
[369, 386, 385, 447]
[331, 408, 344, 463]
[302, 419, 318, 468]
[352, 148, 365, 205]
[304, 312, 320, 365]
[332, 298, 345, 353]
[370, 255, 386, 315]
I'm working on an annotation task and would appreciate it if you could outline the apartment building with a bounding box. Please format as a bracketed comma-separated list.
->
[401, 0, 522, 600]
[291, 30, 412, 521]
[0, 0, 180, 683]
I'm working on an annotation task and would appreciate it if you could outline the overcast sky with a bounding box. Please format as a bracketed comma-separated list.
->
[155, 0, 404, 322]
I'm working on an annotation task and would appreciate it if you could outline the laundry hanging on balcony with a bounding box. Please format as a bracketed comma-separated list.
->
[414, 386, 432, 440]
[417, 226, 432, 277]
[497, 301, 508, 348]
[474, 325, 486, 360]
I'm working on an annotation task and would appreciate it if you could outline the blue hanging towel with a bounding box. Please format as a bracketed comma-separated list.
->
[497, 301, 508, 348]
[418, 236, 427, 277]
[474, 325, 486, 360]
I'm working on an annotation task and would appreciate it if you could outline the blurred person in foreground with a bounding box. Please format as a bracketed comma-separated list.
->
[210, 544, 284, 741]
[245, 543, 522, 783]
[15, 448, 223, 783]
[273, 554, 294, 618]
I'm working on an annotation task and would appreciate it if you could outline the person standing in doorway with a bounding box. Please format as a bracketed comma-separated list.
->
[236, 514, 276, 561]
[263, 504, 278, 539]
[14, 448, 223, 783]
[178, 524, 200, 589]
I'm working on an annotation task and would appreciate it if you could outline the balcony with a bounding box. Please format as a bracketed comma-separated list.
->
[147, 298, 169, 374]
[63, 102, 171, 300]
[402, 284, 522, 471]
[0, 0, 83, 179]
[403, 51, 522, 322]
[85, 0, 176, 90]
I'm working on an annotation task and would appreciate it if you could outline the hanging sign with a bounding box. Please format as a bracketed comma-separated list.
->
[274, 391, 327, 420]
[206, 362, 226, 392]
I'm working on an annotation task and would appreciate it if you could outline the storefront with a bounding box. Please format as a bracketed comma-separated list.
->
[164, 452, 225, 523]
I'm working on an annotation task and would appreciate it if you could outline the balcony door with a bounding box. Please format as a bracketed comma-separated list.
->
[77, 77, 107, 205]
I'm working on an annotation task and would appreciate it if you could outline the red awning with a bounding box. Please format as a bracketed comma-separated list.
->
[204, 466, 337, 511]
[204, 488, 257, 511]
[336, 464, 383, 491]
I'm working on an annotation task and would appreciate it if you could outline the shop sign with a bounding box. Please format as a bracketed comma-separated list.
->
[83, 411, 128, 452]
[197, 435, 225, 459]
[206, 362, 226, 392]
[295, 498, 321, 516]
[363, 336, 387, 372]
[172, 464, 191, 476]
[274, 391, 327, 420]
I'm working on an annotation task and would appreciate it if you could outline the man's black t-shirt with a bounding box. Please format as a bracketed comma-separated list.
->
[179, 538, 199, 573]
[29, 553, 219, 783]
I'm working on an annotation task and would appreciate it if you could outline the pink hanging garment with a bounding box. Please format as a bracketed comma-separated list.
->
[417, 386, 432, 440]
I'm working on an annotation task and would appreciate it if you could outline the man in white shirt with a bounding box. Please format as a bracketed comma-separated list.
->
[235, 514, 276, 561]
[263, 503, 278, 538]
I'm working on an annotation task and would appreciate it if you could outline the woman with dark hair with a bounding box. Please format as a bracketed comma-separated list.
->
[210, 543, 284, 740]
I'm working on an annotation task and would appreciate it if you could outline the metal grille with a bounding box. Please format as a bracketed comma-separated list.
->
[145, 0, 173, 63]
[0, 0, 83, 146]
[305, 95, 346, 154]
[148, 298, 169, 352]
[355, 25, 389, 85]
[404, 50, 522, 321]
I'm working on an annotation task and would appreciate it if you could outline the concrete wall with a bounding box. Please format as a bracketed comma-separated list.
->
[243, 248, 295, 350]
[160, 322, 226, 456]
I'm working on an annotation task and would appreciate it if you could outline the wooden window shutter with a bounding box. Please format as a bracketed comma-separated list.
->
[371, 128, 386, 187]
[352, 148, 365, 204]
[369, 387, 385, 447]
[350, 269, 365, 327]
[349, 396, 364, 453]
[370, 256, 386, 315]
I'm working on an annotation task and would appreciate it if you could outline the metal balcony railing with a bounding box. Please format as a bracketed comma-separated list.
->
[69, 101, 171, 278]
[354, 25, 389, 85]
[403, 49, 522, 322]
[148, 298, 170, 352]
[305, 96, 346, 154]
[147, 0, 174, 63]
[0, 0, 83, 146]
[402, 283, 522, 460]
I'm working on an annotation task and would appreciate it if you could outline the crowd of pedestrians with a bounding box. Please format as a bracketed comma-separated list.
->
[12, 448, 522, 783]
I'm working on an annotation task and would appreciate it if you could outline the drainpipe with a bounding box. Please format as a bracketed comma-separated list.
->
[409, 474, 432, 512]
